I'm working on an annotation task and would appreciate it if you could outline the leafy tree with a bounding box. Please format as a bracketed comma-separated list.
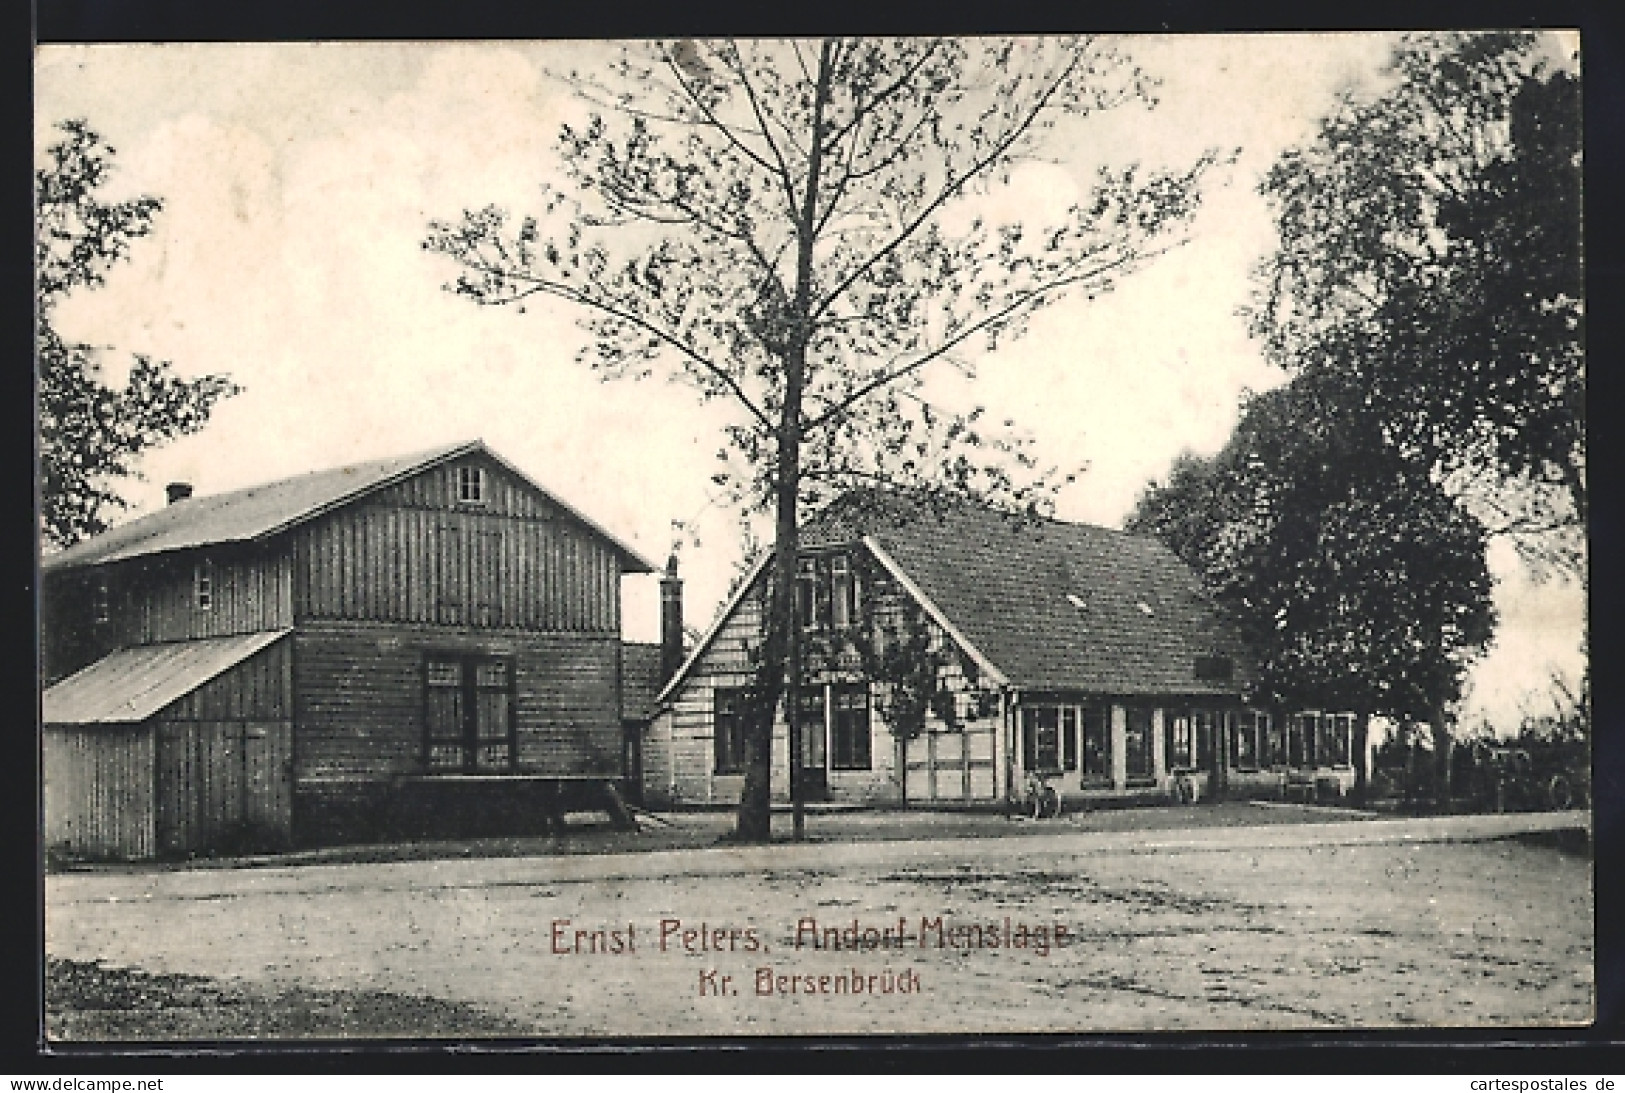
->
[36, 119, 239, 548]
[1250, 32, 1583, 573]
[426, 38, 1221, 840]
[1129, 380, 1497, 805]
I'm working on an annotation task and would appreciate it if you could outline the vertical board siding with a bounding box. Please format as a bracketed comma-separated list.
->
[293, 620, 622, 781]
[42, 725, 156, 860]
[153, 719, 293, 854]
[294, 456, 623, 633]
[126, 549, 293, 645]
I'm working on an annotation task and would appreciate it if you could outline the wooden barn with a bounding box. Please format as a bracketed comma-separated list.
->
[644, 491, 1357, 810]
[41, 439, 656, 858]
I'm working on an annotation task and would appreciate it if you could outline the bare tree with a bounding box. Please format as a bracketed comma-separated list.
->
[426, 37, 1221, 841]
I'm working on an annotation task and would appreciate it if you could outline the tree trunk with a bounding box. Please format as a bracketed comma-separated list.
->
[736, 39, 835, 843]
[1429, 702, 1453, 813]
[1351, 708, 1371, 808]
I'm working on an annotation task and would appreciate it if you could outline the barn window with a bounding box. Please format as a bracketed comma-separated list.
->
[456, 465, 486, 504]
[831, 683, 870, 770]
[424, 655, 513, 772]
[713, 687, 754, 775]
[1061, 706, 1078, 771]
[194, 561, 213, 610]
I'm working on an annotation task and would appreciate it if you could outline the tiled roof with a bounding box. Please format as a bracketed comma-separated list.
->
[805, 491, 1254, 696]
[42, 440, 654, 574]
[42, 630, 290, 725]
[621, 642, 665, 722]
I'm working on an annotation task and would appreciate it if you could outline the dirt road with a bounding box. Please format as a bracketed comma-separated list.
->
[45, 811, 1593, 1037]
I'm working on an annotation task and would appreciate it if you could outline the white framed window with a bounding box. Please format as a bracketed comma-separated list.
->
[456, 465, 486, 504]
[194, 561, 213, 611]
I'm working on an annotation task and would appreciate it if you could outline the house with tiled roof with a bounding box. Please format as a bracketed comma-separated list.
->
[643, 491, 1357, 809]
[41, 440, 657, 858]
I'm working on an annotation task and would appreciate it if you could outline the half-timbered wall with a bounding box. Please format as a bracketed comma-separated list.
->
[650, 564, 1000, 807]
[292, 619, 622, 783]
[292, 455, 621, 633]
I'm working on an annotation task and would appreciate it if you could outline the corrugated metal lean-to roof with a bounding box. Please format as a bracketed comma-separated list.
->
[42, 630, 291, 725]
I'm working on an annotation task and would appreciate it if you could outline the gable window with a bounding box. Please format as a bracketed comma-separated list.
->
[830, 554, 861, 628]
[796, 558, 819, 628]
[714, 687, 755, 775]
[424, 655, 514, 772]
[831, 683, 870, 770]
[456, 465, 486, 505]
[193, 561, 213, 611]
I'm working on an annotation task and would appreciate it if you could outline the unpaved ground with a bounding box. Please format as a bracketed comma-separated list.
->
[45, 815, 1593, 1039]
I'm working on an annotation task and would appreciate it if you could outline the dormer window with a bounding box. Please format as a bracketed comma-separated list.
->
[456, 465, 486, 505]
[194, 561, 213, 610]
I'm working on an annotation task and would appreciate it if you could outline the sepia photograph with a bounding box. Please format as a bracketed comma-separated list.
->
[35, 32, 1590, 1042]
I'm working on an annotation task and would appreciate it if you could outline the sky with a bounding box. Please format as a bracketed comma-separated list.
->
[34, 35, 1586, 731]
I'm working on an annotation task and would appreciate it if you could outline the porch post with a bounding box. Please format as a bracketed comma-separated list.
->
[1110, 704, 1128, 791]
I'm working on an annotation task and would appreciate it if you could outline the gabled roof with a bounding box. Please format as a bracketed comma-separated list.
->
[42, 440, 655, 574]
[43, 630, 290, 725]
[660, 490, 1253, 703]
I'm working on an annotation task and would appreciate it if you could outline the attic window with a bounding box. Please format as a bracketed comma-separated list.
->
[456, 466, 486, 504]
[1194, 655, 1234, 682]
[1065, 593, 1086, 609]
[1136, 601, 1154, 617]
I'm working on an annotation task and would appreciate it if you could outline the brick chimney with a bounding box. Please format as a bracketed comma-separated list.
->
[166, 482, 193, 505]
[660, 553, 684, 683]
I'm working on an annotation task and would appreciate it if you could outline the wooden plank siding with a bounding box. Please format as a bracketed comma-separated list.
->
[149, 637, 294, 854]
[41, 549, 292, 683]
[292, 620, 623, 783]
[127, 548, 294, 645]
[291, 456, 621, 634]
[42, 725, 156, 860]
[153, 720, 293, 854]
